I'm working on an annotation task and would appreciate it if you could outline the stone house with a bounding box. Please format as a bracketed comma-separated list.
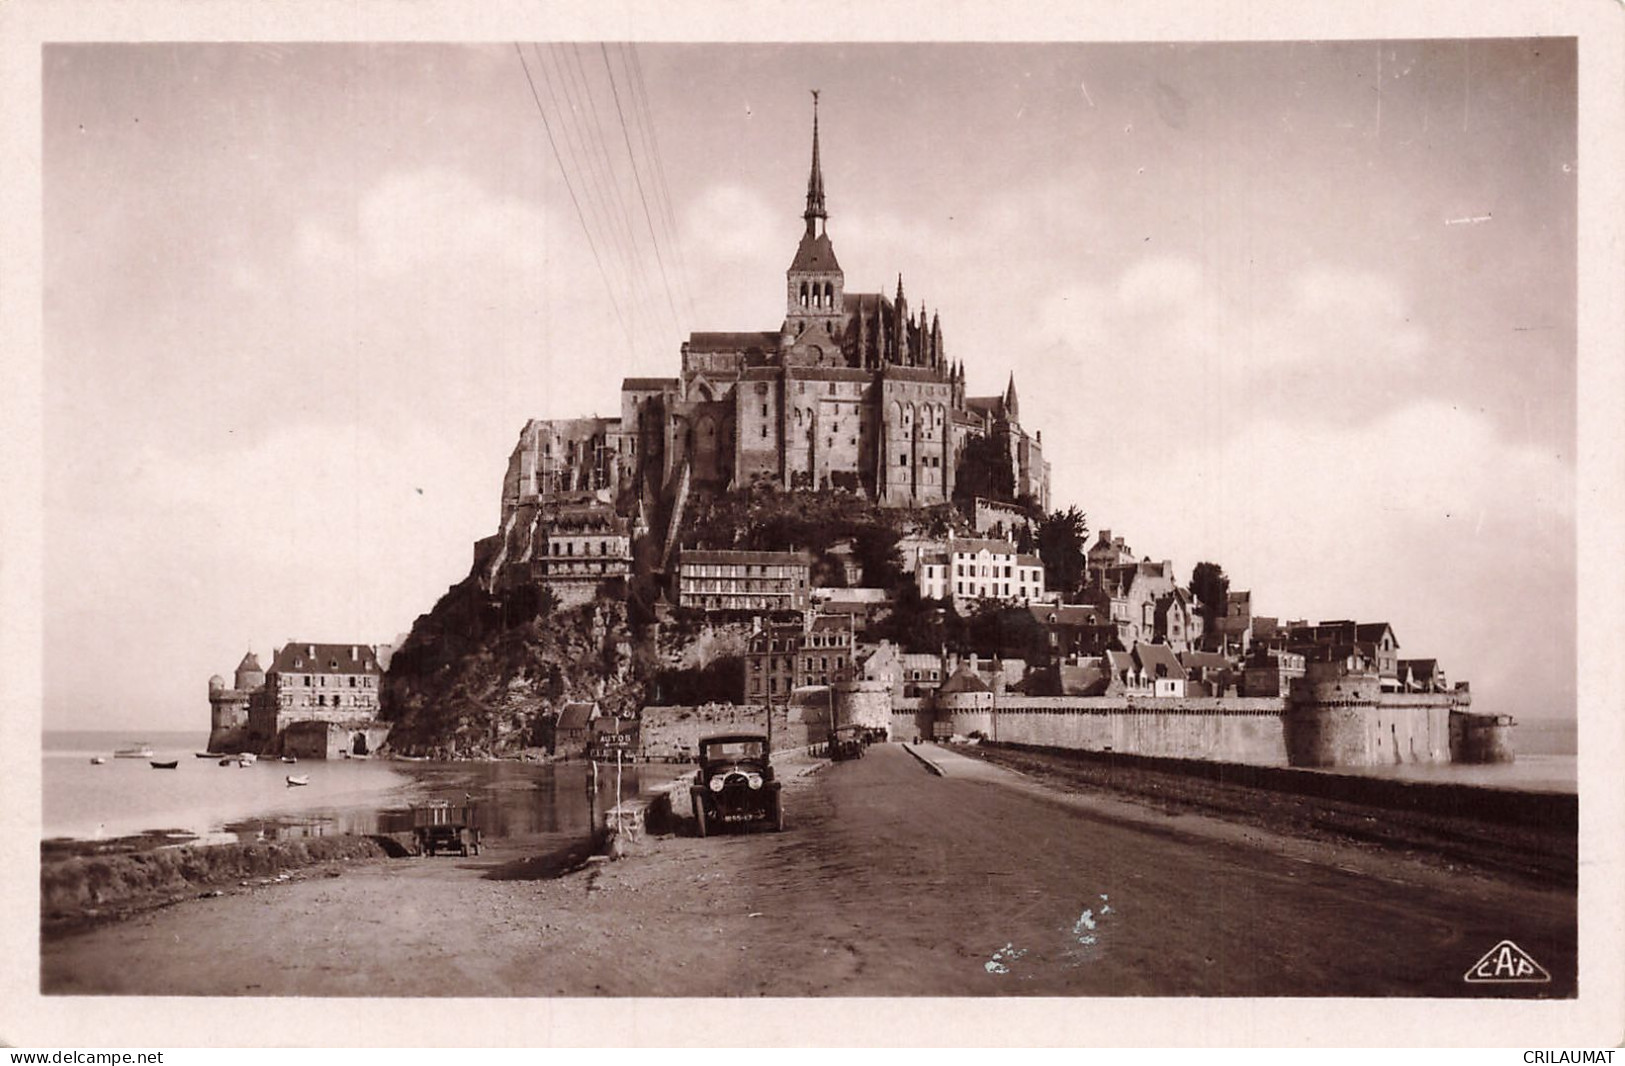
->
[744, 612, 854, 702]
[246, 642, 386, 756]
[554, 701, 598, 757]
[915, 535, 1046, 608]
[677, 549, 811, 614]
[1240, 647, 1307, 697]
[1105, 648, 1146, 694]
[1134, 642, 1187, 698]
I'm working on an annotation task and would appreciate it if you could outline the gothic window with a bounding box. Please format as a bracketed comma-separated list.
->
[799, 282, 809, 308]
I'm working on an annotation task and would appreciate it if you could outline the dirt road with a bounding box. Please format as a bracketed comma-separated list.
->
[41, 744, 1575, 997]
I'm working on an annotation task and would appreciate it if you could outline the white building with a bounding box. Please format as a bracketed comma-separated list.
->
[915, 535, 1046, 608]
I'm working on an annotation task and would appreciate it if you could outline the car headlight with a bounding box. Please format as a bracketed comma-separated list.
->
[747, 773, 763, 790]
[709, 775, 726, 792]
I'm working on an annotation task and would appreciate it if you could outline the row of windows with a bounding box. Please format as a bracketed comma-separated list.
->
[296, 675, 374, 688]
[550, 539, 626, 557]
[749, 654, 847, 673]
[682, 564, 806, 579]
[683, 595, 802, 610]
[898, 453, 943, 467]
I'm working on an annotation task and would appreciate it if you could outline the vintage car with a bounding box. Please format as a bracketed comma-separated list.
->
[828, 725, 866, 761]
[690, 731, 784, 837]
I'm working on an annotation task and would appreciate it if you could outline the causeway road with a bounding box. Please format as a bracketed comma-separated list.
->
[41, 743, 1575, 997]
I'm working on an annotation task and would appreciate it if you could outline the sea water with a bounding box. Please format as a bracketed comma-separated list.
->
[43, 730, 656, 847]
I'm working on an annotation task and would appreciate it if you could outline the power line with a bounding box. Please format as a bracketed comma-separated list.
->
[512, 42, 633, 351]
[532, 43, 647, 329]
[600, 42, 680, 324]
[550, 42, 663, 333]
[623, 44, 697, 320]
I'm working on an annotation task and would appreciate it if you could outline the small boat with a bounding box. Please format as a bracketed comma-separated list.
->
[285, 774, 310, 787]
[218, 758, 234, 767]
[113, 743, 154, 759]
[89, 756, 107, 765]
[236, 752, 258, 765]
[150, 760, 179, 770]
[280, 756, 297, 764]
[194, 752, 216, 758]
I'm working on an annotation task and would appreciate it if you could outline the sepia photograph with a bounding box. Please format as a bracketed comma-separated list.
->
[3, 0, 1622, 1050]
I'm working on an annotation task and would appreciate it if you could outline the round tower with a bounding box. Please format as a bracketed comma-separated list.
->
[234, 650, 265, 692]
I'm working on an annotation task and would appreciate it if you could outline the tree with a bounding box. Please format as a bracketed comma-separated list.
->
[852, 524, 904, 589]
[1189, 561, 1230, 629]
[952, 430, 1015, 505]
[1036, 506, 1090, 602]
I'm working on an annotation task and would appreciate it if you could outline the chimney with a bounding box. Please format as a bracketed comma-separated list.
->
[350, 645, 358, 659]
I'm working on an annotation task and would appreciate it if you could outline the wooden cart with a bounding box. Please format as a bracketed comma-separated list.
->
[411, 800, 482, 857]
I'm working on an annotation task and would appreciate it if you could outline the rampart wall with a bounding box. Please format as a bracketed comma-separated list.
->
[639, 700, 830, 761]
[895, 690, 1478, 768]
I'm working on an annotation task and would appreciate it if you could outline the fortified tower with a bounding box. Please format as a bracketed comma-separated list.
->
[206, 650, 262, 753]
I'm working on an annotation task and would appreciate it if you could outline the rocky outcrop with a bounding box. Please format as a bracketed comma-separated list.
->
[379, 575, 645, 758]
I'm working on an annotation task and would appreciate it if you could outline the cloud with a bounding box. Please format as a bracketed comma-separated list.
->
[1072, 399, 1574, 717]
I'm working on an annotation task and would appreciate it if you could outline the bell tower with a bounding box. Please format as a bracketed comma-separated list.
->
[785, 91, 845, 349]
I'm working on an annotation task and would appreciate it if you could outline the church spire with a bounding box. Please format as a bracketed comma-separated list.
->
[1004, 372, 1020, 422]
[804, 90, 827, 234]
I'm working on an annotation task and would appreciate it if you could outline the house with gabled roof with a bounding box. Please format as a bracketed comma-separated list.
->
[1133, 642, 1187, 698]
[554, 700, 599, 757]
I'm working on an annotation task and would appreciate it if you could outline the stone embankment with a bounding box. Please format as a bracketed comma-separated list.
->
[41, 836, 392, 927]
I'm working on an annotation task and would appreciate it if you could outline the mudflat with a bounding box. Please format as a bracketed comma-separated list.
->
[41, 744, 1576, 997]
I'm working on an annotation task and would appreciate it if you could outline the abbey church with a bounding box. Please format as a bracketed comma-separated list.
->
[498, 99, 1048, 540]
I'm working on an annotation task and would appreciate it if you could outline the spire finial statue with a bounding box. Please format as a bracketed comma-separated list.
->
[804, 90, 827, 233]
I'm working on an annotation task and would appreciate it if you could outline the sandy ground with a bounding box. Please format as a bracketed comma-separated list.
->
[41, 744, 1575, 997]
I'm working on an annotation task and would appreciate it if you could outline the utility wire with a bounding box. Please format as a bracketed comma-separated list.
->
[532, 43, 647, 328]
[513, 42, 633, 351]
[623, 44, 697, 320]
[600, 42, 680, 324]
[551, 42, 662, 332]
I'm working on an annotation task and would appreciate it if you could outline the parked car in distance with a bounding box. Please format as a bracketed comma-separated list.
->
[828, 725, 866, 761]
[690, 731, 784, 836]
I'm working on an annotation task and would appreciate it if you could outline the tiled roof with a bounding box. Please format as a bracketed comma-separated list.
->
[269, 642, 378, 675]
[1027, 604, 1103, 627]
[1016, 554, 1043, 568]
[1133, 643, 1186, 679]
[557, 702, 596, 731]
[687, 331, 780, 352]
[952, 537, 1018, 556]
[621, 377, 677, 391]
[938, 665, 991, 695]
[1355, 622, 1397, 644]
[789, 230, 841, 273]
[1057, 663, 1110, 696]
[236, 651, 263, 674]
[1179, 650, 1230, 671]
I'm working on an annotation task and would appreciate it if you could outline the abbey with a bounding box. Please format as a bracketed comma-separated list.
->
[499, 98, 1049, 529]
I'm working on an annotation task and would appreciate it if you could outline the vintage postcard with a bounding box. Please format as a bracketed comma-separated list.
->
[2, 0, 1620, 1049]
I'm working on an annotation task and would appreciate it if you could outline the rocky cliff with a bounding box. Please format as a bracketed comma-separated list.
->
[378, 574, 643, 758]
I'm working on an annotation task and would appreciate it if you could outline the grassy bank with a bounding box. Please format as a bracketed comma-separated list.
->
[959, 742, 1577, 889]
[41, 835, 393, 930]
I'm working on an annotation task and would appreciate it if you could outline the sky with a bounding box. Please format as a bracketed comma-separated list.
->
[39, 40, 1576, 731]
